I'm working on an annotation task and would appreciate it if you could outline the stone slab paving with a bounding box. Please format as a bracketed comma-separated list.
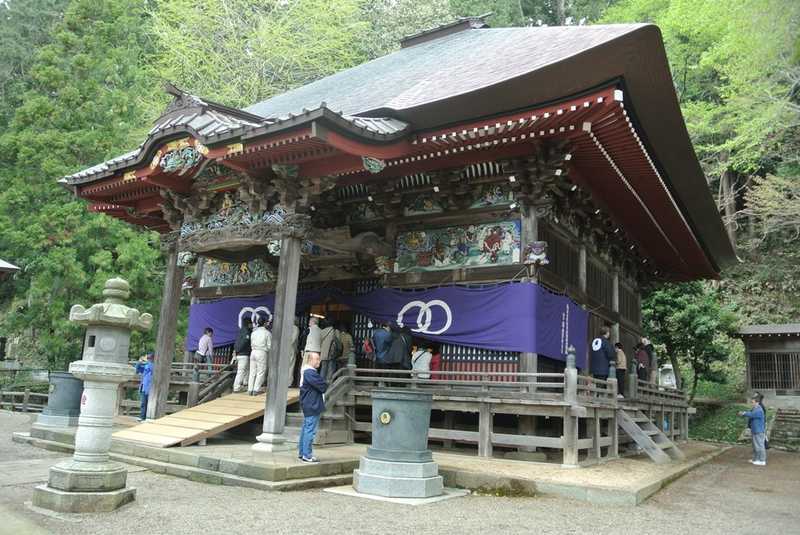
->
[324, 485, 469, 505]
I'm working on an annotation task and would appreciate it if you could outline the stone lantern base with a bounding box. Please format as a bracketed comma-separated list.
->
[32, 459, 135, 513]
[353, 457, 443, 498]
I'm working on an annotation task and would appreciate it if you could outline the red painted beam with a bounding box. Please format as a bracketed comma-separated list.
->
[311, 122, 413, 159]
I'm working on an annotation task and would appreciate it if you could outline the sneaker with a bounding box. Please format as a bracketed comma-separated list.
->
[301, 456, 319, 464]
[617, 394, 624, 399]
[748, 460, 755, 464]
[753, 461, 766, 466]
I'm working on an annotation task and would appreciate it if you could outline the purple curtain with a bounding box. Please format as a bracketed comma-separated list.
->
[186, 282, 587, 365]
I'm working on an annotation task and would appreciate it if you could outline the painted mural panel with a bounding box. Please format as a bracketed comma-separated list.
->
[396, 220, 521, 273]
[404, 193, 446, 216]
[201, 258, 275, 287]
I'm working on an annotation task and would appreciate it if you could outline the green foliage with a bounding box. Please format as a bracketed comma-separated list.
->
[605, 0, 800, 331]
[643, 282, 740, 401]
[690, 403, 752, 443]
[0, 0, 164, 368]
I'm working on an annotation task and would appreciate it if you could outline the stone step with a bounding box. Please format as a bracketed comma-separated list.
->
[12, 432, 354, 491]
[112, 453, 353, 492]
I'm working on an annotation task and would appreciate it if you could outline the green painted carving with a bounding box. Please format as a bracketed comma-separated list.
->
[69, 278, 153, 331]
[362, 156, 386, 174]
[396, 220, 521, 273]
[470, 183, 515, 208]
[404, 193, 445, 216]
[159, 146, 203, 174]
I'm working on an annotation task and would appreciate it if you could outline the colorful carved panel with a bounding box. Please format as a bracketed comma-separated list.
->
[348, 202, 381, 223]
[201, 258, 275, 287]
[470, 183, 515, 208]
[396, 220, 521, 273]
[404, 193, 446, 216]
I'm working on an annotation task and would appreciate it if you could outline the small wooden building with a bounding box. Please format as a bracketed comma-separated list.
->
[740, 324, 800, 409]
[59, 18, 734, 464]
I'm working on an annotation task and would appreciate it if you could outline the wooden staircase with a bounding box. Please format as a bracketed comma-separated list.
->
[617, 409, 685, 464]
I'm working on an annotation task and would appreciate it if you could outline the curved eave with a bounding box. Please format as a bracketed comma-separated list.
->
[358, 24, 735, 273]
[64, 107, 411, 187]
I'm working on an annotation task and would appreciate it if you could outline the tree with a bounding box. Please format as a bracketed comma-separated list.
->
[643, 282, 739, 401]
[0, 0, 68, 129]
[0, 0, 164, 368]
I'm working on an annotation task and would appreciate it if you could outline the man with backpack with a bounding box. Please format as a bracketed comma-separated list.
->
[319, 320, 341, 383]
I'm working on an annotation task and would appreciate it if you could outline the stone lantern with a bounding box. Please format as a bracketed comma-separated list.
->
[33, 278, 152, 513]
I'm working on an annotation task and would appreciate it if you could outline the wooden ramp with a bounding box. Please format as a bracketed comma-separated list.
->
[112, 389, 300, 448]
[617, 409, 685, 464]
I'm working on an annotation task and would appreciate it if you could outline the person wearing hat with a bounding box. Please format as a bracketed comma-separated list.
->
[135, 353, 155, 421]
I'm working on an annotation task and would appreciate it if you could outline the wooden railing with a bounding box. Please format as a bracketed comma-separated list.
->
[0, 388, 48, 412]
[330, 368, 567, 402]
[577, 375, 617, 403]
[632, 378, 686, 406]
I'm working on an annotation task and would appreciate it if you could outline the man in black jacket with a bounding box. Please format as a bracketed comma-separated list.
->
[590, 325, 616, 380]
[232, 317, 252, 392]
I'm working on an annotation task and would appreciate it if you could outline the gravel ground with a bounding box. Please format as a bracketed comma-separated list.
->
[1, 411, 798, 535]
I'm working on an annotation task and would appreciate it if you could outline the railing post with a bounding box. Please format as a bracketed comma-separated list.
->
[478, 402, 493, 457]
[23, 387, 30, 412]
[187, 382, 199, 408]
[565, 349, 578, 404]
[627, 371, 638, 401]
[562, 346, 579, 468]
[607, 362, 618, 403]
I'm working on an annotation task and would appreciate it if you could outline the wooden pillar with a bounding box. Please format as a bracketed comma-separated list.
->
[253, 235, 302, 453]
[578, 244, 587, 294]
[611, 271, 620, 343]
[185, 255, 205, 364]
[518, 352, 538, 451]
[478, 403, 493, 458]
[562, 349, 579, 467]
[147, 242, 185, 420]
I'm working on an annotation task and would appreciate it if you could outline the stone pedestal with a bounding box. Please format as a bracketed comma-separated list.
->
[353, 389, 443, 498]
[35, 371, 83, 428]
[33, 278, 152, 513]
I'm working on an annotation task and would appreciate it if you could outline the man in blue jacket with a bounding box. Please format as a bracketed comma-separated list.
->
[739, 395, 767, 466]
[590, 326, 616, 379]
[135, 353, 154, 421]
[372, 322, 393, 369]
[298, 352, 327, 463]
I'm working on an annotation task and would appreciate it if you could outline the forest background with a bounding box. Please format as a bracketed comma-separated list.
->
[0, 0, 797, 402]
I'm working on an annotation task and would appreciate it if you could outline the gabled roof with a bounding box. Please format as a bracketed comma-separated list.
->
[739, 324, 800, 337]
[0, 259, 20, 272]
[244, 24, 646, 121]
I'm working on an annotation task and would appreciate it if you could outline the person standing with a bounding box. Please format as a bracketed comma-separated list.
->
[386, 326, 413, 371]
[634, 342, 649, 381]
[298, 352, 327, 463]
[319, 320, 340, 383]
[194, 327, 214, 382]
[429, 344, 442, 380]
[372, 322, 392, 369]
[739, 395, 767, 466]
[303, 316, 322, 361]
[135, 353, 154, 422]
[614, 342, 627, 398]
[642, 337, 658, 384]
[337, 322, 354, 370]
[590, 326, 616, 380]
[248, 316, 271, 396]
[232, 318, 252, 393]
[411, 345, 433, 379]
